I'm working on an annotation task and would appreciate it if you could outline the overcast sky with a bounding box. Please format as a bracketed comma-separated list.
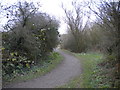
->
[0, 0, 99, 34]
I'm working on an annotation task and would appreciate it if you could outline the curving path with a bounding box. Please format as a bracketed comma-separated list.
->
[5, 49, 82, 88]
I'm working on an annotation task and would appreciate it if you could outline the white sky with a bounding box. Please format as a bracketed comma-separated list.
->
[0, 0, 98, 34]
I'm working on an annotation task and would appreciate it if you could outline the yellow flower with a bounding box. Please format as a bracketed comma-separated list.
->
[12, 58, 16, 61]
[26, 63, 30, 68]
[1, 48, 5, 50]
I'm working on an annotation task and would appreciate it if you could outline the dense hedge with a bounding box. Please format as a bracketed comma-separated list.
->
[2, 1, 59, 76]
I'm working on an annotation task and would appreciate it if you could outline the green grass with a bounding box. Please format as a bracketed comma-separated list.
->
[58, 50, 104, 88]
[74, 52, 103, 88]
[3, 52, 63, 87]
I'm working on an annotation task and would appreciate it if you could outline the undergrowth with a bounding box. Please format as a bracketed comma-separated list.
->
[3, 52, 63, 87]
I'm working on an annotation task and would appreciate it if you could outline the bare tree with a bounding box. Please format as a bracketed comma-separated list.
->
[89, 1, 120, 59]
[61, 1, 90, 52]
[4, 1, 39, 30]
[89, 1, 120, 87]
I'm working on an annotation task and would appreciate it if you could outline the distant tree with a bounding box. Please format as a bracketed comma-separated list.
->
[61, 1, 90, 52]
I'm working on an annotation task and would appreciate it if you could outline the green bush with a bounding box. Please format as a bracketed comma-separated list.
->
[2, 51, 34, 75]
[2, 2, 60, 78]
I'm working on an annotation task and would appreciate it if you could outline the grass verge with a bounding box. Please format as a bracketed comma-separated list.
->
[3, 52, 63, 87]
[58, 50, 109, 88]
[74, 52, 119, 88]
[74, 52, 104, 88]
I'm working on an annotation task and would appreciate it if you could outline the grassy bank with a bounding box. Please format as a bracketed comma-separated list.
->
[74, 52, 104, 88]
[3, 52, 63, 87]
[74, 52, 119, 88]
[59, 50, 112, 88]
